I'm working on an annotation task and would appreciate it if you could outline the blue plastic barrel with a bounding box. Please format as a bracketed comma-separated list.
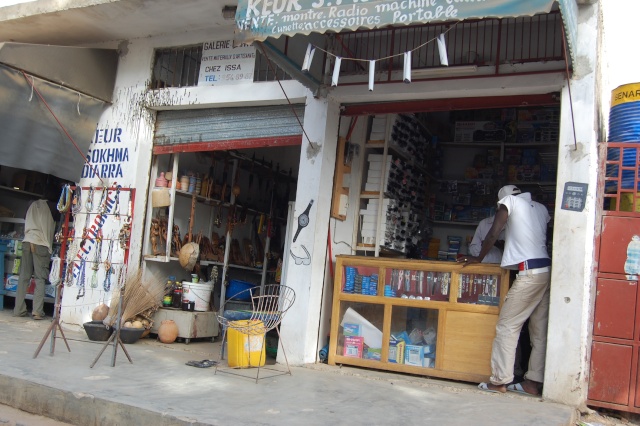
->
[610, 83, 640, 142]
[607, 83, 640, 189]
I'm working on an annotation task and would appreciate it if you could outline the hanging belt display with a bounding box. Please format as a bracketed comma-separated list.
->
[76, 257, 86, 299]
[85, 185, 95, 212]
[103, 236, 115, 292]
[90, 229, 103, 288]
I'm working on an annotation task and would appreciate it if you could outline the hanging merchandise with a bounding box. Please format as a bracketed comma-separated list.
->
[112, 185, 121, 222]
[57, 184, 71, 213]
[90, 229, 103, 289]
[85, 185, 95, 212]
[71, 186, 83, 216]
[97, 185, 108, 215]
[76, 257, 86, 299]
[103, 235, 115, 292]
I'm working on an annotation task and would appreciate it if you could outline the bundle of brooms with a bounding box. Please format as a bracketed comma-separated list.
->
[103, 269, 166, 328]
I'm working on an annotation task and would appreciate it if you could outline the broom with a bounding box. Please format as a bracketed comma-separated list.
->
[103, 269, 166, 327]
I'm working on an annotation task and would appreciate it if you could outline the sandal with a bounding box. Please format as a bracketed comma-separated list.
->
[506, 382, 540, 396]
[478, 382, 505, 394]
[185, 359, 217, 368]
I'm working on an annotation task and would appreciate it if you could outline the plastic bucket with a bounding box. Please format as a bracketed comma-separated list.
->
[182, 281, 213, 311]
[227, 320, 266, 368]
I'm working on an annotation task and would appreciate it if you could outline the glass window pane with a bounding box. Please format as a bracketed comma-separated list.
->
[457, 273, 501, 305]
[342, 265, 379, 296]
[390, 306, 438, 368]
[383, 268, 450, 301]
[337, 302, 384, 362]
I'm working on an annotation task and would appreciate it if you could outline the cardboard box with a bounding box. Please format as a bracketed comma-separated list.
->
[343, 323, 361, 337]
[454, 121, 503, 143]
[389, 339, 405, 364]
[364, 348, 381, 361]
[404, 344, 425, 366]
[343, 336, 364, 358]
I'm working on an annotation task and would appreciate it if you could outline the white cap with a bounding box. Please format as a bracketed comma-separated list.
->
[498, 185, 522, 200]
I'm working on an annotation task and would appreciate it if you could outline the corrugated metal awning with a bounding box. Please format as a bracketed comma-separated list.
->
[235, 0, 577, 65]
[153, 105, 305, 154]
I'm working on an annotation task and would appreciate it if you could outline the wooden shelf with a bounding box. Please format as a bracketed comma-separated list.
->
[437, 141, 558, 148]
[428, 219, 480, 227]
[0, 185, 44, 199]
[0, 218, 25, 224]
[144, 254, 262, 273]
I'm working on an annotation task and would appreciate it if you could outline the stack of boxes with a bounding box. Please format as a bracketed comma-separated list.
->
[343, 266, 379, 296]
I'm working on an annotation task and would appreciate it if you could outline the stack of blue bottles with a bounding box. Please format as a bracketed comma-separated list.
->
[344, 267, 356, 293]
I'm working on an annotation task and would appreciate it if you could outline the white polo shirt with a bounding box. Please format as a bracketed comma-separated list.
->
[498, 192, 550, 269]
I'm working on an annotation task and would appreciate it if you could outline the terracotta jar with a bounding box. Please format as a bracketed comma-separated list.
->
[158, 319, 179, 343]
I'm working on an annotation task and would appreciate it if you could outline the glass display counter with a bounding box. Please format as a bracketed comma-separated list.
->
[329, 255, 510, 383]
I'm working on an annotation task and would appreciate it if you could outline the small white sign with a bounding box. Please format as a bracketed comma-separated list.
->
[198, 40, 256, 86]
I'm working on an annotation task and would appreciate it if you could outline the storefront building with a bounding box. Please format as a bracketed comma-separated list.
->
[0, 0, 603, 409]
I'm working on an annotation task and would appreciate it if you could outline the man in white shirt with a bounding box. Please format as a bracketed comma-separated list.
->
[468, 215, 505, 264]
[460, 185, 551, 397]
[13, 199, 54, 320]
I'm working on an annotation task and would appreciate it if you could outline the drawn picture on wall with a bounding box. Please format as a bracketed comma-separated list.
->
[293, 199, 313, 242]
[290, 245, 311, 266]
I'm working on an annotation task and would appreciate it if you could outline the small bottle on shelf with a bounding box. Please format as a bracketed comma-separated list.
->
[172, 282, 183, 308]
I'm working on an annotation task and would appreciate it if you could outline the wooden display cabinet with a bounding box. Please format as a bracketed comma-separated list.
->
[329, 255, 509, 383]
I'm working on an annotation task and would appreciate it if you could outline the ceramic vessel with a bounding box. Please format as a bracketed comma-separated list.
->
[180, 176, 190, 191]
[155, 172, 168, 188]
[158, 319, 179, 343]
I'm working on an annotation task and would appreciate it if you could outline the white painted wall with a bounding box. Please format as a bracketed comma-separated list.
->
[539, 2, 600, 407]
[278, 95, 340, 364]
[600, 0, 640, 138]
[59, 26, 308, 329]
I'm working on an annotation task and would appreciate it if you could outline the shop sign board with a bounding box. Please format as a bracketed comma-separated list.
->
[234, 0, 555, 43]
[198, 40, 256, 86]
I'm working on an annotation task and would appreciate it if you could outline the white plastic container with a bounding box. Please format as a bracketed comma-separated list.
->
[182, 281, 214, 311]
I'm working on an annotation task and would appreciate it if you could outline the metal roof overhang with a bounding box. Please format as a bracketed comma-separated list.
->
[236, 0, 578, 65]
[0, 43, 118, 182]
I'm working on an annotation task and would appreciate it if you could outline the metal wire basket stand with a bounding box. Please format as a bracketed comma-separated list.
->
[215, 283, 296, 383]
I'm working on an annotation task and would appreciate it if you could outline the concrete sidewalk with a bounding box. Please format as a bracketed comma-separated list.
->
[0, 311, 575, 425]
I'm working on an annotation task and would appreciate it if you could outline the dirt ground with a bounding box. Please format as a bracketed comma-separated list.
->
[579, 408, 640, 426]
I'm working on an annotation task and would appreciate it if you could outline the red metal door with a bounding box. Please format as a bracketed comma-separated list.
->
[589, 341, 633, 406]
[593, 277, 637, 340]
[599, 216, 640, 274]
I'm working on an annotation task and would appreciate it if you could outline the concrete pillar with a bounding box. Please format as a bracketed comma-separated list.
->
[278, 94, 340, 365]
[543, 2, 599, 406]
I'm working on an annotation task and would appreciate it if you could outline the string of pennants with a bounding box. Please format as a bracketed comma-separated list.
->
[300, 22, 459, 91]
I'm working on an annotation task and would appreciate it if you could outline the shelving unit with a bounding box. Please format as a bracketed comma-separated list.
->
[329, 255, 509, 383]
[354, 114, 429, 257]
[143, 151, 290, 308]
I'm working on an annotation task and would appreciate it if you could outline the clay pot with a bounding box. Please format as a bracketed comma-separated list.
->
[92, 304, 109, 321]
[158, 319, 179, 343]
